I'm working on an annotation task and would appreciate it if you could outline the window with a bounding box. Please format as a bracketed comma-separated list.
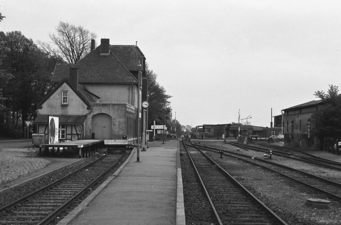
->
[128, 86, 133, 105]
[62, 90, 68, 105]
[291, 121, 294, 134]
[59, 124, 66, 139]
[299, 120, 301, 131]
[307, 119, 311, 138]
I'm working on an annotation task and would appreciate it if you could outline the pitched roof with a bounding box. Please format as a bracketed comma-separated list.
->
[37, 79, 93, 109]
[78, 85, 99, 103]
[52, 47, 138, 84]
[282, 100, 323, 111]
[110, 45, 145, 71]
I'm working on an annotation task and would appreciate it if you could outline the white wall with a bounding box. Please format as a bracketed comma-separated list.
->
[39, 83, 89, 115]
[85, 84, 138, 107]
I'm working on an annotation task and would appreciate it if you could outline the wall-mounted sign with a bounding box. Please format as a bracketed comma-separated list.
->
[151, 125, 166, 130]
[48, 116, 59, 144]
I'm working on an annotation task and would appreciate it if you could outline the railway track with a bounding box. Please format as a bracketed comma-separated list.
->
[230, 142, 341, 171]
[183, 141, 288, 225]
[0, 153, 127, 225]
[194, 143, 341, 203]
[264, 144, 341, 168]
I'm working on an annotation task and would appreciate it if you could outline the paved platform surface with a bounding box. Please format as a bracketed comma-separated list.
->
[64, 140, 183, 225]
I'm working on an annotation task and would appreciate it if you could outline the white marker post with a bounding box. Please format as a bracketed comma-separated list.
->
[153, 120, 156, 141]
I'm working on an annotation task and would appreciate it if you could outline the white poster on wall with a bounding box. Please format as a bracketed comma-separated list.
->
[48, 116, 59, 144]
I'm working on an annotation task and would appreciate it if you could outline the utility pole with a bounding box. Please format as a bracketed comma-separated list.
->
[270, 108, 273, 128]
[175, 112, 177, 137]
[136, 62, 142, 162]
[141, 101, 149, 151]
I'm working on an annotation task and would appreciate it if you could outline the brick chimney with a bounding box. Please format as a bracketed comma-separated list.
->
[69, 66, 78, 90]
[91, 39, 95, 52]
[100, 38, 110, 55]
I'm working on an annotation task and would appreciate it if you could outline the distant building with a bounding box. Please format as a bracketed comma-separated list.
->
[193, 123, 281, 139]
[273, 114, 282, 129]
[282, 100, 323, 149]
[229, 123, 281, 138]
[202, 124, 230, 139]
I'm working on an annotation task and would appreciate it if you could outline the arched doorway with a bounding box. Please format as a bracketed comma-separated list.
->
[92, 113, 112, 139]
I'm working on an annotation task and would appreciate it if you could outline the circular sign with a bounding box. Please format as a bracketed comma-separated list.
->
[49, 118, 55, 144]
[142, 101, 149, 108]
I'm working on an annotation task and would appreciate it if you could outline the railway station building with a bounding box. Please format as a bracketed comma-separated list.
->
[34, 38, 147, 143]
[281, 100, 323, 149]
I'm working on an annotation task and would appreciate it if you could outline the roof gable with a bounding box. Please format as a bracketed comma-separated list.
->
[52, 47, 138, 84]
[37, 79, 92, 109]
[110, 45, 145, 71]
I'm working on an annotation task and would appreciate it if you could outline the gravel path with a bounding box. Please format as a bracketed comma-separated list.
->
[0, 148, 49, 184]
[0, 148, 83, 191]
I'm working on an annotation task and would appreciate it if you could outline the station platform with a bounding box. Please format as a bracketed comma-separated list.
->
[58, 140, 185, 225]
[40, 139, 104, 158]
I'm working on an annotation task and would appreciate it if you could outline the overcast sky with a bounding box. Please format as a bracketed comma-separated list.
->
[2, 0, 341, 128]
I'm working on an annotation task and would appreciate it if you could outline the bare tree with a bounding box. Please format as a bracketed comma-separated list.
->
[42, 21, 96, 63]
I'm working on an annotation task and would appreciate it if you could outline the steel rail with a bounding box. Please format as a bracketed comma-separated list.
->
[0, 155, 105, 213]
[196, 142, 341, 187]
[195, 143, 341, 203]
[230, 142, 292, 156]
[278, 145, 341, 166]
[264, 143, 340, 161]
[0, 153, 126, 224]
[39, 153, 127, 225]
[184, 141, 288, 225]
[230, 142, 341, 171]
[182, 142, 223, 225]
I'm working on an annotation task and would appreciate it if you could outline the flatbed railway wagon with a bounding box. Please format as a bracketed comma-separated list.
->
[104, 137, 136, 153]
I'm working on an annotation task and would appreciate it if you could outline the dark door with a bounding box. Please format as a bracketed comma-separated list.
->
[92, 113, 112, 139]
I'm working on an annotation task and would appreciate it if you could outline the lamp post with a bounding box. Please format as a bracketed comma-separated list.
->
[281, 110, 284, 135]
[141, 101, 149, 151]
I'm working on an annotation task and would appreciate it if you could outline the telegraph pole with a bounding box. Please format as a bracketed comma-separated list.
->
[175, 112, 177, 137]
[136, 62, 142, 162]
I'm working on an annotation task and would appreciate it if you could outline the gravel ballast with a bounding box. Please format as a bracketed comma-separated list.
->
[196, 141, 341, 225]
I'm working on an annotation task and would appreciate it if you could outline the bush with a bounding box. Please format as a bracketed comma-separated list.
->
[0, 123, 22, 138]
